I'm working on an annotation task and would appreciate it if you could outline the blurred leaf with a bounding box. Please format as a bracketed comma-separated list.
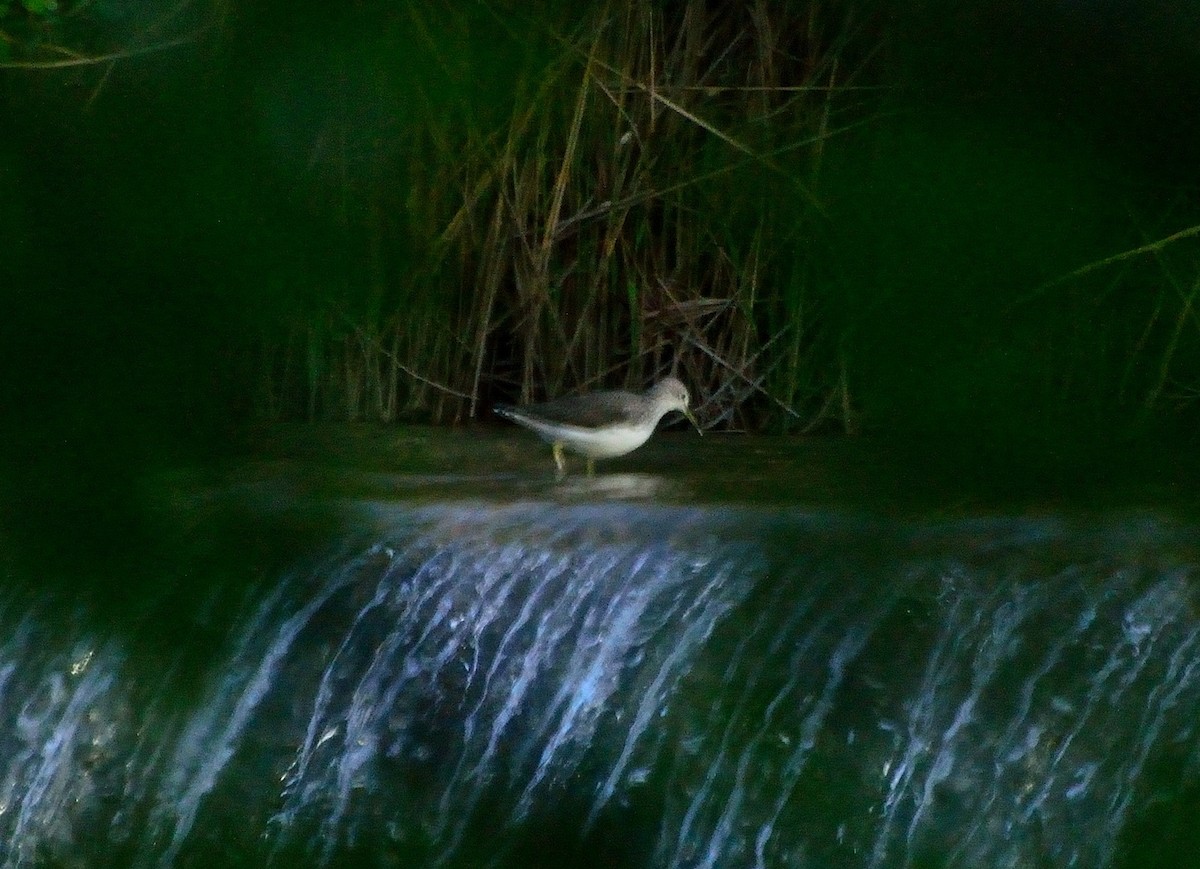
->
[20, 0, 56, 15]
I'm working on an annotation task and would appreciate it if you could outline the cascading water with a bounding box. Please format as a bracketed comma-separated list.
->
[0, 499, 1197, 867]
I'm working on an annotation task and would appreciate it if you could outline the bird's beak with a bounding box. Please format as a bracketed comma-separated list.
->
[684, 407, 703, 436]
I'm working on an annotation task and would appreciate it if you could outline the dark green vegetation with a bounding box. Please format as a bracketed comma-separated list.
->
[2, 0, 1200, 557]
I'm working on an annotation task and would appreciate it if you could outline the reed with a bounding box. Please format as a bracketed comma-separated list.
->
[250, 0, 881, 431]
[243, 0, 1200, 443]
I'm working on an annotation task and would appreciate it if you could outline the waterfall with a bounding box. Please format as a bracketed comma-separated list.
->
[0, 502, 1196, 867]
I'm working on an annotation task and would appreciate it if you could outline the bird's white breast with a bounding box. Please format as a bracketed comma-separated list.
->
[559, 423, 655, 458]
[502, 409, 660, 459]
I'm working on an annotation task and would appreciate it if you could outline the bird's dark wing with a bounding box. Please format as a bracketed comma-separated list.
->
[498, 391, 638, 429]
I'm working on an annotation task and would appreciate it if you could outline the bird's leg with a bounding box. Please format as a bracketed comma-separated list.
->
[586, 458, 595, 477]
[553, 442, 566, 478]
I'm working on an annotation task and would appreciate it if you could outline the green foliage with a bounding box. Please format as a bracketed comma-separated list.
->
[0, 0, 59, 28]
[20, 0, 57, 15]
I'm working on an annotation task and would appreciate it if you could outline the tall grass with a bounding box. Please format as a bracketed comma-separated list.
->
[246, 0, 1200, 444]
[250, 0, 880, 431]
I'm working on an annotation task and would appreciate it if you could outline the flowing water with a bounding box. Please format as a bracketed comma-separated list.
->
[0, 430, 1198, 867]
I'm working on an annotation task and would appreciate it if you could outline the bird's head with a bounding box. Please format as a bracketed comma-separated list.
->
[650, 377, 702, 434]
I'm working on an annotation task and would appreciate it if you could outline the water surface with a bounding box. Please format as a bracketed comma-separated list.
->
[0, 428, 1197, 867]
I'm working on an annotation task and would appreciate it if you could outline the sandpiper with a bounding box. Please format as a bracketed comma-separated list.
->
[495, 377, 702, 476]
